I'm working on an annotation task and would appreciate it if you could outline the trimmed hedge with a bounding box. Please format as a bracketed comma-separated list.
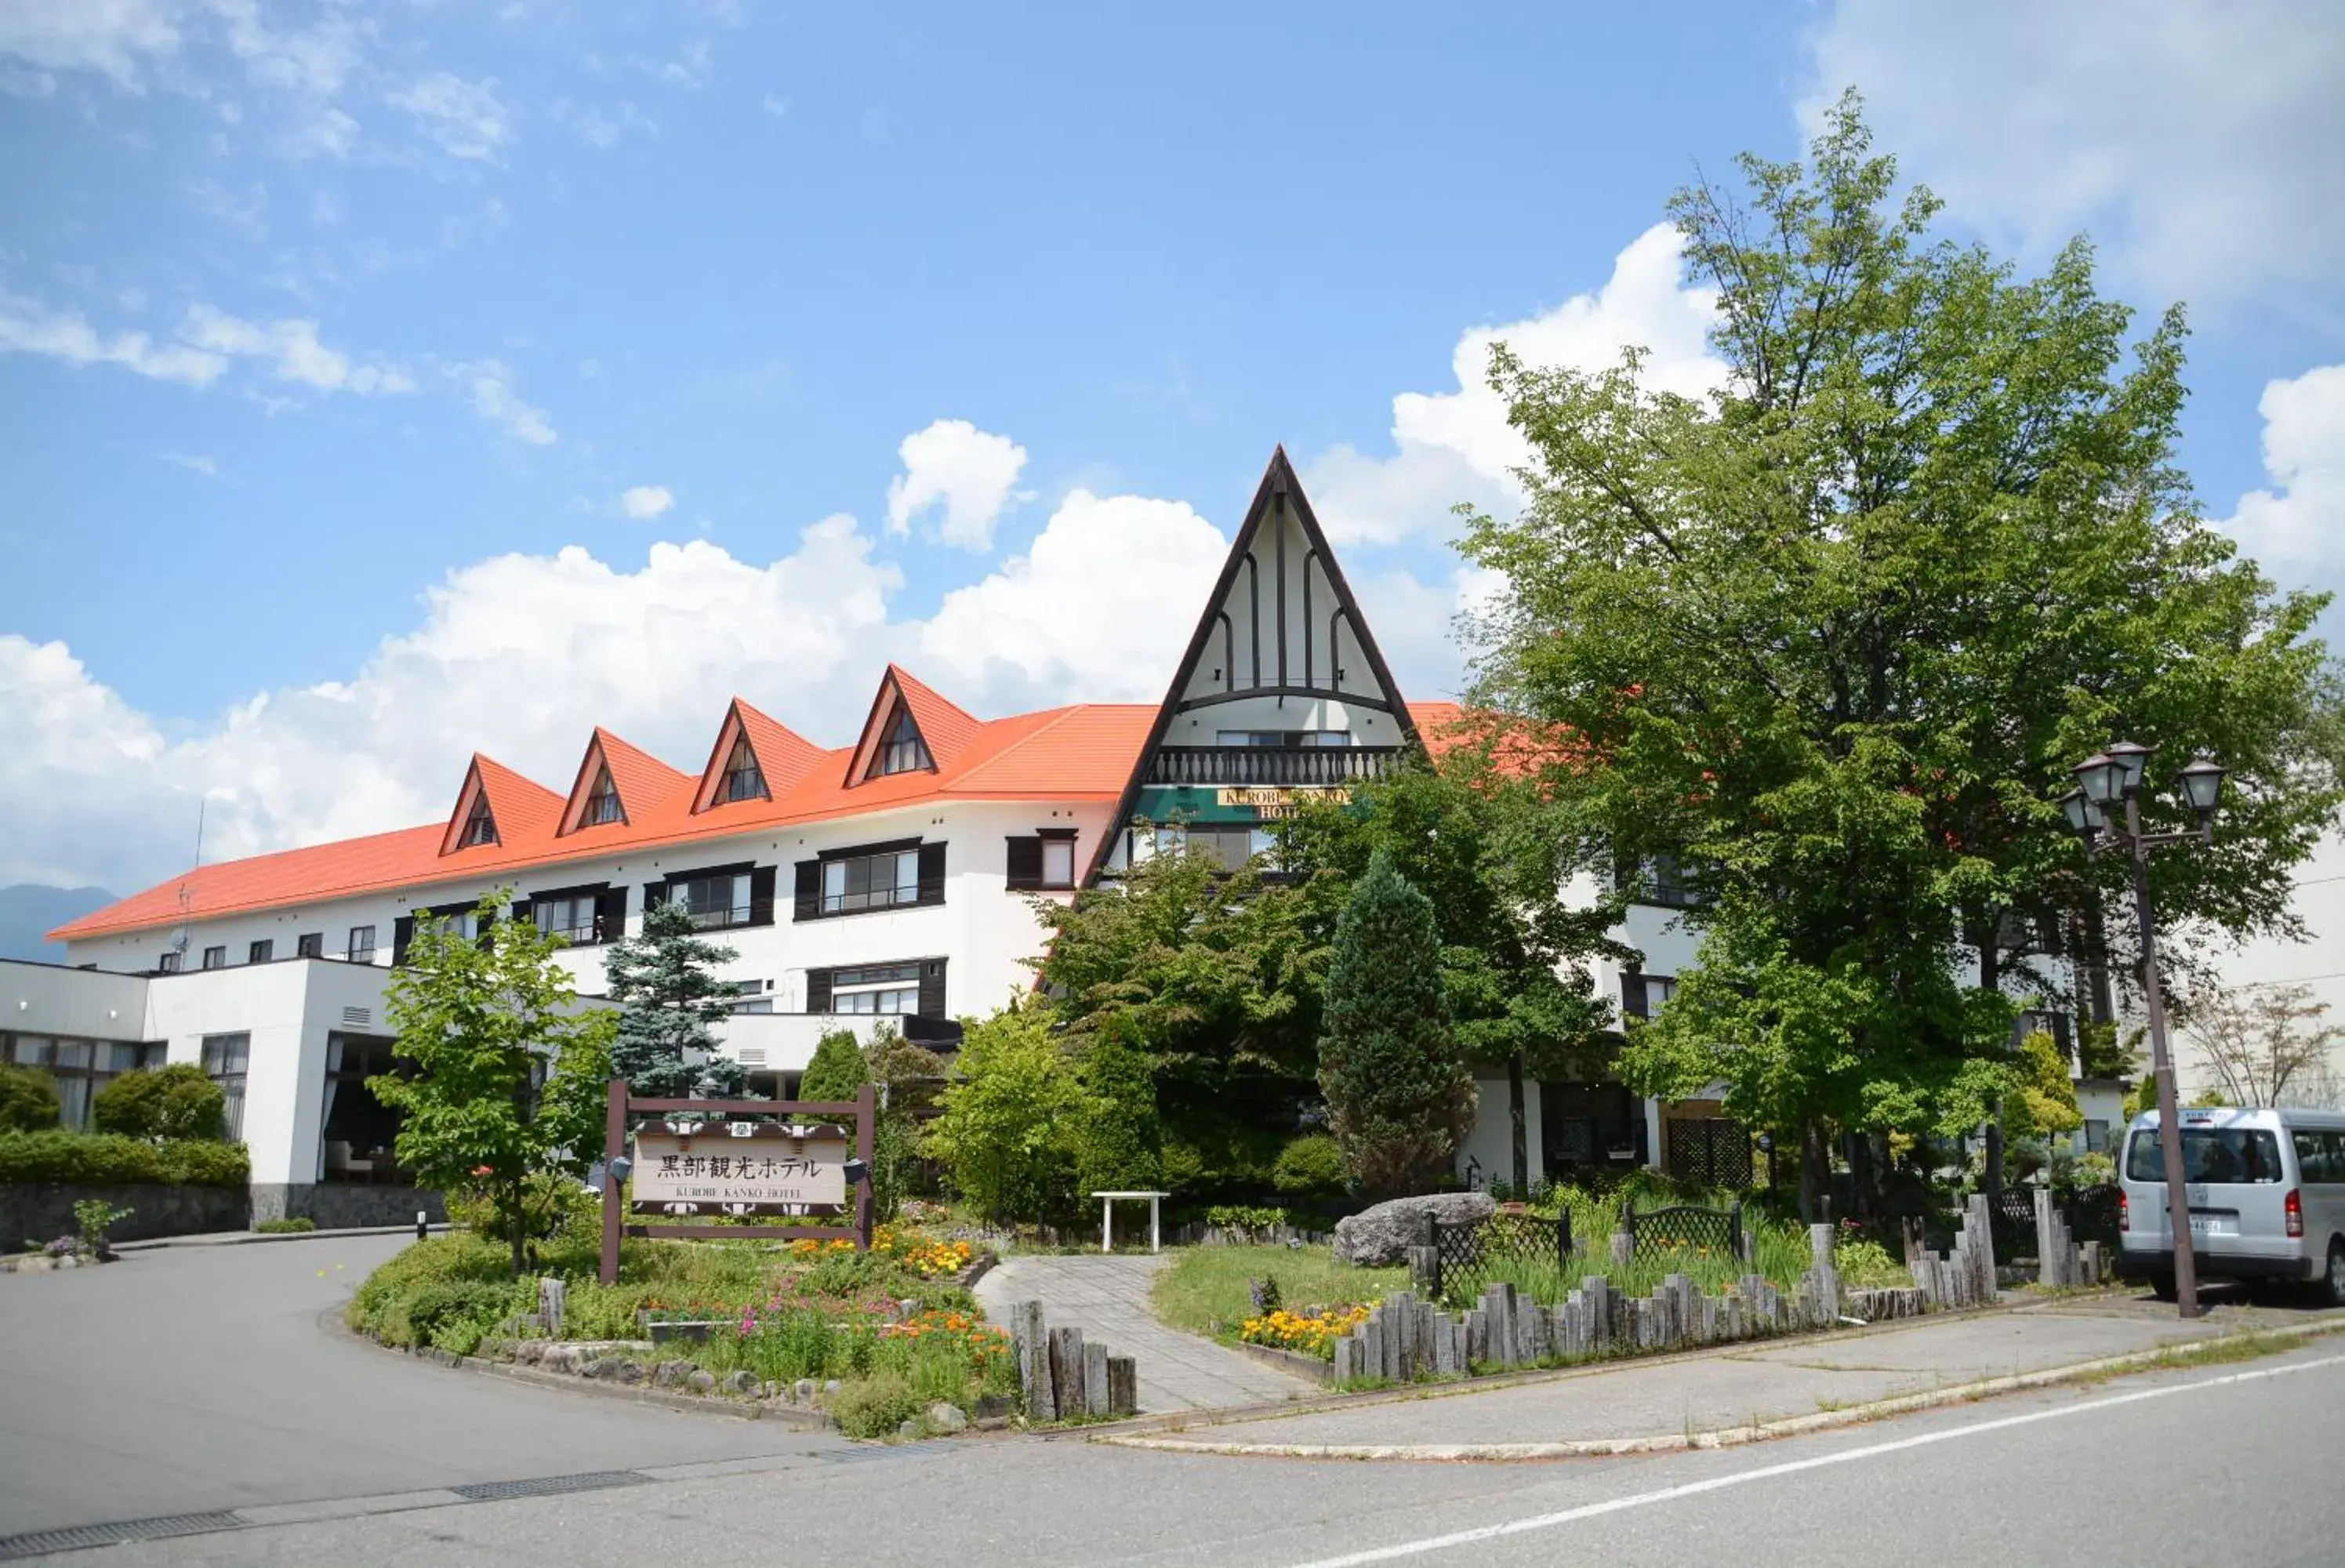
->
[0, 1131, 251, 1187]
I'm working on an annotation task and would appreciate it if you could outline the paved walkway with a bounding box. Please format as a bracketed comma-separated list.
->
[974, 1254, 1315, 1413]
[1109, 1288, 2345, 1454]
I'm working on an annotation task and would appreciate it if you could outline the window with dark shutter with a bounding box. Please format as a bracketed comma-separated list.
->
[392, 915, 416, 967]
[918, 959, 946, 1018]
[805, 967, 833, 1013]
[1005, 836, 1044, 890]
[793, 861, 821, 922]
[1621, 968, 1647, 1021]
[917, 842, 946, 906]
[642, 881, 666, 920]
[594, 887, 629, 943]
[748, 866, 776, 926]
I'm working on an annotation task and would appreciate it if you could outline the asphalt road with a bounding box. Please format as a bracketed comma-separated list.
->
[5, 1236, 2340, 1566]
[0, 1233, 839, 1537]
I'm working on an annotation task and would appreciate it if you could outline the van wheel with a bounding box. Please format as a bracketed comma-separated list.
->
[2151, 1270, 2178, 1303]
[2325, 1243, 2345, 1308]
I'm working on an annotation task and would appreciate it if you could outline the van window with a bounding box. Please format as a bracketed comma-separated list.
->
[2294, 1130, 2345, 1185]
[2125, 1127, 2285, 1184]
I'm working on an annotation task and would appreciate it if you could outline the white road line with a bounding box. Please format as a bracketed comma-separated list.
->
[1284, 1351, 2345, 1568]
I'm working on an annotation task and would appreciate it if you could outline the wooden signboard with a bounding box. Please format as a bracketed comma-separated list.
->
[598, 1080, 874, 1284]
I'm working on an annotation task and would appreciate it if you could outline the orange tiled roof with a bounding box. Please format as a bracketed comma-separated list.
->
[56, 673, 1161, 942]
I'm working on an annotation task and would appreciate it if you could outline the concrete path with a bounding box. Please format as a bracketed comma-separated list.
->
[975, 1253, 1316, 1412]
[1110, 1287, 2345, 1454]
[0, 1232, 843, 1539]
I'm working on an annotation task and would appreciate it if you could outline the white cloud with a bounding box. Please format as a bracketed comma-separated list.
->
[1805, 1, 2345, 304]
[390, 71, 510, 161]
[619, 485, 674, 520]
[760, 93, 788, 117]
[0, 0, 178, 89]
[2219, 363, 2345, 568]
[0, 295, 227, 385]
[885, 419, 1030, 550]
[157, 452, 220, 477]
[917, 489, 1228, 708]
[446, 358, 555, 445]
[1304, 223, 1724, 546]
[179, 304, 414, 394]
[552, 97, 653, 149]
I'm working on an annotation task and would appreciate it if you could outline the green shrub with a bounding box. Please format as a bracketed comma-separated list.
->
[0, 1065, 60, 1133]
[1205, 1204, 1289, 1237]
[0, 1131, 249, 1186]
[798, 1029, 869, 1104]
[255, 1217, 317, 1233]
[829, 1370, 921, 1439]
[445, 1171, 598, 1247]
[74, 1198, 135, 1251]
[90, 1065, 228, 1142]
[1272, 1134, 1344, 1196]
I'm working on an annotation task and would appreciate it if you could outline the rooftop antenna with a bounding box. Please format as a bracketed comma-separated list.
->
[169, 799, 206, 958]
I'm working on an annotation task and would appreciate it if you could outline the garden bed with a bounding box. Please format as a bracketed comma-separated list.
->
[347, 1218, 1045, 1439]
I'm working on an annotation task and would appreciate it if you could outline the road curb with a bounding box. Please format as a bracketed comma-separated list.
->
[1098, 1315, 2345, 1461]
[115, 1224, 452, 1252]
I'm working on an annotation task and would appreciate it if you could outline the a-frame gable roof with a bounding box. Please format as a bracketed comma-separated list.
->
[843, 664, 981, 785]
[1083, 446, 1422, 883]
[439, 753, 564, 857]
[559, 728, 692, 835]
[692, 697, 825, 813]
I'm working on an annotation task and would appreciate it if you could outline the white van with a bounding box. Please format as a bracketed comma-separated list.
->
[2118, 1105, 2345, 1305]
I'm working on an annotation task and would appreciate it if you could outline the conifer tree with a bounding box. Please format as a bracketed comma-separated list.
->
[798, 1028, 870, 1104]
[601, 901, 748, 1098]
[1316, 849, 1473, 1196]
[1076, 1012, 1162, 1194]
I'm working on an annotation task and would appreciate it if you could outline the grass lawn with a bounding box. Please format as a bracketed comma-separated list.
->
[1151, 1244, 1407, 1344]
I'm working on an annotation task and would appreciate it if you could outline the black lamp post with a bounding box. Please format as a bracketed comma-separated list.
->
[2060, 743, 2227, 1319]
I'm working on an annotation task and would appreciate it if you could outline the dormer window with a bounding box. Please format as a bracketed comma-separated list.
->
[871, 706, 931, 778]
[582, 766, 623, 826]
[719, 734, 766, 803]
[459, 793, 498, 848]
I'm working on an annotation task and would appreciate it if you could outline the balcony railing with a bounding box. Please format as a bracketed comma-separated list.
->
[1146, 746, 1402, 788]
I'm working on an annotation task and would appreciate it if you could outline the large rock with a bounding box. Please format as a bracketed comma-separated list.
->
[1333, 1192, 1494, 1267]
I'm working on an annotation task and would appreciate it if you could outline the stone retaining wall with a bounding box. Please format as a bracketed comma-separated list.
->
[0, 1182, 249, 1249]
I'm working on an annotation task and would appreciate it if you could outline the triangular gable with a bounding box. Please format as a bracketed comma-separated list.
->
[1083, 446, 1423, 882]
[692, 698, 824, 813]
[843, 666, 980, 786]
[439, 753, 564, 857]
[560, 728, 692, 834]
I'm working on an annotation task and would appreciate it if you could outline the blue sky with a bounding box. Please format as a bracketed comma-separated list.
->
[4, 1, 2342, 904]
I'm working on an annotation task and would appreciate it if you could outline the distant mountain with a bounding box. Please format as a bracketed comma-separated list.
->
[0, 885, 117, 963]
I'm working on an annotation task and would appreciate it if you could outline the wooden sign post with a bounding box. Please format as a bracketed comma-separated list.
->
[598, 1078, 875, 1285]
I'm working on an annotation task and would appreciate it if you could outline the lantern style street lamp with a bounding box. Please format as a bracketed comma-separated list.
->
[2060, 743, 2227, 1319]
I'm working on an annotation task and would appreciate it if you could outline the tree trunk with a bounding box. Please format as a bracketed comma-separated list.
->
[507, 1183, 528, 1277]
[1507, 1051, 1529, 1195]
[1799, 1118, 1826, 1223]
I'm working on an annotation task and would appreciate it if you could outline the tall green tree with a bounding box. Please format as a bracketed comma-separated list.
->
[1280, 757, 1626, 1191]
[924, 1000, 1085, 1225]
[1317, 849, 1473, 1195]
[1463, 94, 2340, 1203]
[601, 900, 748, 1099]
[91, 1065, 228, 1142]
[1074, 1011, 1162, 1195]
[374, 893, 616, 1275]
[797, 1028, 870, 1104]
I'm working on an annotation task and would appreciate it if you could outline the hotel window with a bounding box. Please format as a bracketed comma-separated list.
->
[201, 946, 227, 971]
[158, 949, 182, 974]
[718, 734, 765, 803]
[824, 848, 918, 915]
[201, 1033, 249, 1140]
[347, 925, 376, 963]
[1006, 830, 1079, 891]
[534, 892, 600, 943]
[459, 793, 497, 848]
[296, 932, 323, 959]
[822, 963, 922, 1015]
[1214, 730, 1349, 747]
[3, 1035, 165, 1130]
[1155, 824, 1272, 873]
[581, 766, 623, 826]
[871, 707, 931, 777]
[1616, 851, 1700, 910]
[728, 979, 773, 1015]
[249, 939, 274, 965]
[673, 870, 753, 930]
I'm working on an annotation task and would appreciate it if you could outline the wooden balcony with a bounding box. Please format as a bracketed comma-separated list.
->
[1145, 745, 1402, 787]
